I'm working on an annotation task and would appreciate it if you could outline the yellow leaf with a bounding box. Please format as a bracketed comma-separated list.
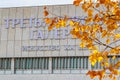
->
[91, 59, 97, 66]
[69, 20, 74, 26]
[60, 20, 66, 27]
[99, 26, 103, 32]
[91, 62, 95, 66]
[73, 0, 82, 6]
[44, 18, 51, 24]
[112, 56, 116, 60]
[96, 3, 100, 8]
[44, 10, 49, 16]
[102, 30, 107, 38]
[88, 9, 93, 17]
[82, 4, 87, 12]
[93, 25, 99, 32]
[114, 61, 120, 69]
[56, 24, 60, 28]
[48, 25, 53, 31]
[115, 34, 120, 38]
[80, 42, 85, 48]
[93, 50, 98, 54]
[98, 57, 103, 62]
[73, 1, 79, 6]
[106, 38, 110, 44]
[113, 70, 119, 75]
[91, 46, 98, 50]
[86, 43, 93, 49]
[100, 0, 105, 4]
[74, 27, 79, 32]
[48, 22, 54, 31]
[109, 74, 112, 78]
[105, 62, 109, 67]
[113, 77, 116, 80]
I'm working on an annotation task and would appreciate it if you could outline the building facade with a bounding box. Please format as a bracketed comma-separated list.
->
[0, 4, 119, 80]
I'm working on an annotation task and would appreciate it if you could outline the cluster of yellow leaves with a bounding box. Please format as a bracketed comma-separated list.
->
[108, 64, 120, 78]
[70, 25, 97, 50]
[89, 50, 103, 66]
[109, 48, 120, 54]
[43, 0, 120, 80]
[88, 55, 120, 80]
[86, 69, 118, 80]
[86, 70, 105, 80]
[44, 16, 68, 30]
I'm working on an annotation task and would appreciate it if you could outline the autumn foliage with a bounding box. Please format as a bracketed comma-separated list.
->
[44, 0, 120, 80]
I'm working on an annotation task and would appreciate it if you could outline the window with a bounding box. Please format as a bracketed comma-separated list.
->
[1, 56, 120, 74]
[15, 58, 49, 70]
[52, 57, 88, 70]
[0, 58, 11, 70]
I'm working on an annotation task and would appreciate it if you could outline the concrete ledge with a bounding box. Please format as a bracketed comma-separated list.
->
[0, 74, 117, 80]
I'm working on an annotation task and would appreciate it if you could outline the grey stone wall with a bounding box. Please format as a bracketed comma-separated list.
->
[0, 5, 90, 58]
